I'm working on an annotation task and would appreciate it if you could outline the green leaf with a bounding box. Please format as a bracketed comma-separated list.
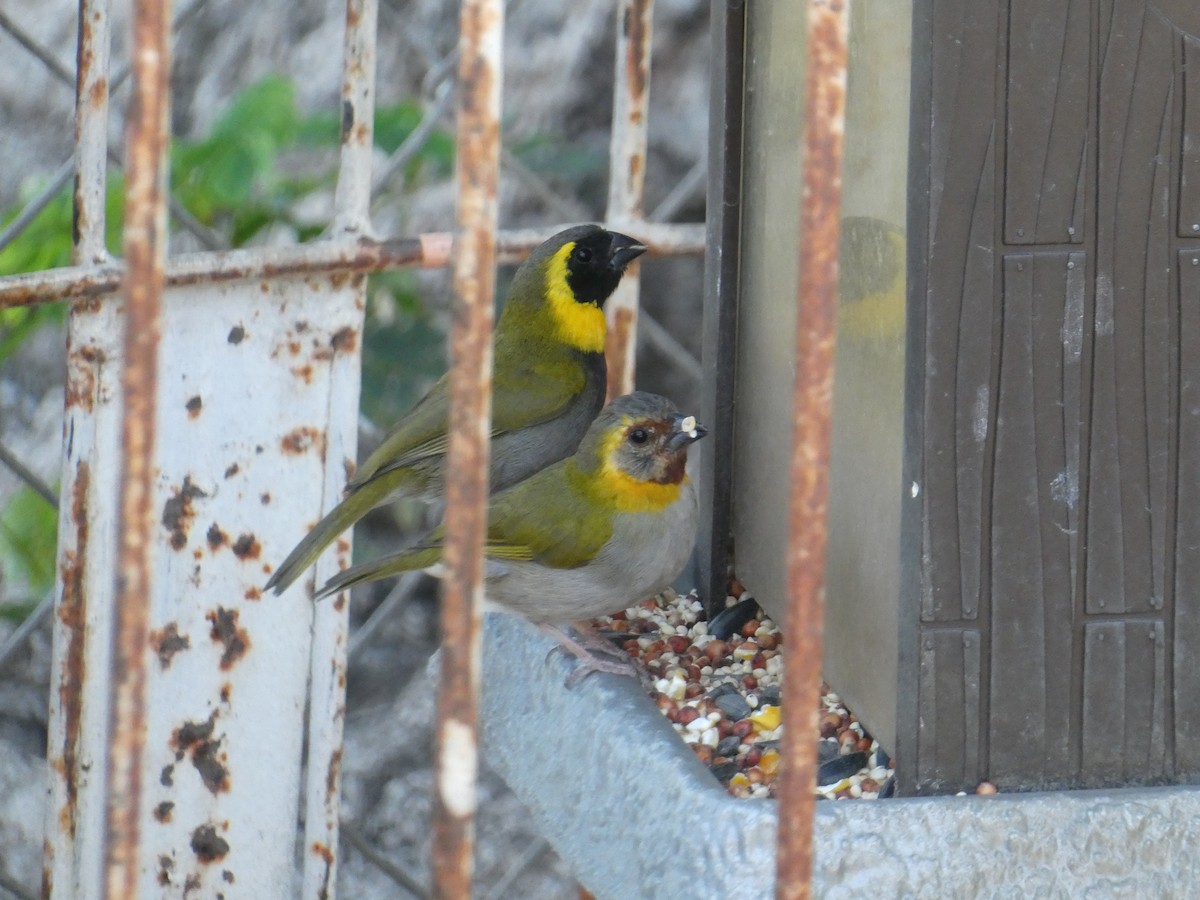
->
[0, 486, 59, 595]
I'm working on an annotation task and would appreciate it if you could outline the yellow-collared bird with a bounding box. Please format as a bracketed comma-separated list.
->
[314, 392, 706, 675]
[266, 225, 646, 595]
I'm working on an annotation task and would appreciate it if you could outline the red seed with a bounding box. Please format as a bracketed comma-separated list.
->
[856, 737, 873, 753]
[677, 707, 700, 726]
[743, 747, 762, 768]
[742, 675, 759, 690]
[611, 610, 627, 621]
[684, 683, 704, 699]
[705, 639, 728, 662]
[860, 778, 879, 793]
[667, 635, 689, 654]
[751, 652, 766, 670]
[693, 744, 714, 765]
[732, 720, 754, 738]
[741, 619, 760, 637]
[639, 598, 658, 610]
[758, 633, 778, 650]
[747, 767, 765, 784]
[716, 719, 734, 738]
[686, 664, 702, 681]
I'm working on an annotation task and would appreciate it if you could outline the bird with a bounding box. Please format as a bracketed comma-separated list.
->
[313, 392, 707, 679]
[266, 224, 647, 595]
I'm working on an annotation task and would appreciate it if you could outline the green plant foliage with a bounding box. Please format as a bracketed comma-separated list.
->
[0, 486, 58, 599]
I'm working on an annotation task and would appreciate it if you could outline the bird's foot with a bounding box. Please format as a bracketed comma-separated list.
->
[540, 623, 644, 688]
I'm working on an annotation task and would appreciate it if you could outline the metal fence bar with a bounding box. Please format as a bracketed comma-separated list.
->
[433, 0, 503, 893]
[604, 0, 653, 398]
[0, 224, 703, 311]
[300, 0, 379, 893]
[104, 0, 173, 894]
[776, 1, 849, 897]
[42, 0, 118, 893]
[74, 0, 111, 264]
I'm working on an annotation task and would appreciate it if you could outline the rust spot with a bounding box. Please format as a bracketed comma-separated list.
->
[227, 324, 246, 344]
[173, 711, 230, 794]
[295, 320, 310, 333]
[157, 854, 173, 885]
[193, 547, 203, 561]
[207, 524, 229, 550]
[292, 364, 315, 384]
[287, 340, 302, 356]
[329, 272, 349, 290]
[325, 747, 343, 799]
[161, 764, 175, 787]
[150, 622, 191, 669]
[604, 306, 636, 400]
[260, 492, 271, 505]
[224, 463, 240, 479]
[56, 460, 90, 840]
[333, 594, 346, 612]
[231, 533, 261, 560]
[41, 839, 52, 897]
[244, 587, 262, 601]
[162, 476, 208, 550]
[153, 801, 174, 823]
[331, 326, 356, 352]
[186, 395, 202, 418]
[621, 0, 651, 101]
[259, 282, 270, 293]
[191, 824, 230, 863]
[65, 345, 100, 411]
[183, 873, 202, 895]
[281, 427, 326, 458]
[207, 607, 250, 670]
[343, 458, 356, 482]
[312, 842, 334, 865]
[223, 869, 235, 883]
[341, 99, 354, 138]
[220, 684, 232, 704]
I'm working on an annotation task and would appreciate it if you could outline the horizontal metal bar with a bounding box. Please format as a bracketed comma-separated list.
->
[0, 223, 703, 310]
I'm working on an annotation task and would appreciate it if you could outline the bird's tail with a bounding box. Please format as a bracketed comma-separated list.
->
[313, 545, 442, 601]
[265, 485, 384, 595]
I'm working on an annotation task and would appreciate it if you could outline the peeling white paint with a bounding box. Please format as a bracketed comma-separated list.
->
[439, 718, 479, 818]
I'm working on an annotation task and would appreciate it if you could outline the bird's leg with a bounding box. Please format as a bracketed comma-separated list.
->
[539, 623, 643, 687]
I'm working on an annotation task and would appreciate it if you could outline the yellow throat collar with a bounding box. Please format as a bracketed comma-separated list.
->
[546, 241, 607, 354]
[593, 423, 685, 513]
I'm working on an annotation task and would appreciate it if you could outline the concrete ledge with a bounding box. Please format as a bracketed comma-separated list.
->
[480, 615, 1200, 897]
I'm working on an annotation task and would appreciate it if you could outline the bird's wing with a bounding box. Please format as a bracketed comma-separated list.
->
[481, 469, 612, 569]
[488, 337, 590, 433]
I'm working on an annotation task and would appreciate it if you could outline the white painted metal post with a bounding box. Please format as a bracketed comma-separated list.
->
[605, 0, 653, 397]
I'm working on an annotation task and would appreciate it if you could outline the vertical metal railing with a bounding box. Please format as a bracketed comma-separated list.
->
[603, 0, 653, 398]
[432, 0, 503, 893]
[105, 0, 172, 894]
[776, 1, 849, 897]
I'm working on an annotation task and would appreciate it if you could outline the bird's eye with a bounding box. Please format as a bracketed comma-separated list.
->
[573, 245, 594, 264]
[629, 427, 649, 445]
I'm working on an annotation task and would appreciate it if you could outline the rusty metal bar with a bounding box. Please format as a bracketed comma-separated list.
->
[776, 2, 849, 898]
[104, 0, 172, 895]
[299, 0, 378, 893]
[604, 0, 653, 398]
[433, 0, 503, 893]
[0, 223, 703, 311]
[75, 0, 112, 264]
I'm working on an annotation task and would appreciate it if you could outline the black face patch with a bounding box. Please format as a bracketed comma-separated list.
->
[565, 232, 626, 307]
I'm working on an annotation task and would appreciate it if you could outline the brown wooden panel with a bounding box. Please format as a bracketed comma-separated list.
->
[1175, 249, 1200, 773]
[1082, 619, 1166, 783]
[917, 629, 981, 791]
[1081, 621, 1125, 781]
[922, 0, 1000, 622]
[1179, 35, 1200, 238]
[1004, 0, 1090, 244]
[988, 253, 1077, 785]
[1087, 5, 1176, 615]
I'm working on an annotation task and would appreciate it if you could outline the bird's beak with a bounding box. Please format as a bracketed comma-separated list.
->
[666, 414, 708, 452]
[608, 232, 648, 271]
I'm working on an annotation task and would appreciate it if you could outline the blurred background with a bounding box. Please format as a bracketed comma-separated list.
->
[0, 0, 710, 895]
